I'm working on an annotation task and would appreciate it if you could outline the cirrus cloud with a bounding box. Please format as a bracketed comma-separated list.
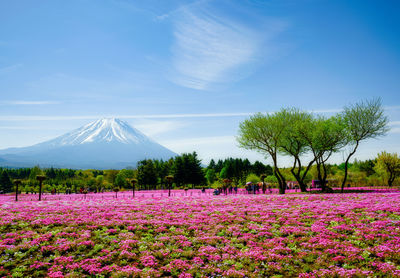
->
[170, 6, 287, 90]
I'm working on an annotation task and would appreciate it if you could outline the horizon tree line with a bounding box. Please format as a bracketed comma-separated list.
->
[0, 153, 399, 194]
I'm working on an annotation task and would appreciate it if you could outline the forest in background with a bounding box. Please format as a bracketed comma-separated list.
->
[0, 152, 398, 194]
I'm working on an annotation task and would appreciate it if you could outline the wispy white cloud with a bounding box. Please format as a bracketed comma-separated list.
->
[123, 112, 253, 119]
[0, 126, 68, 131]
[0, 103, 388, 116]
[0, 63, 23, 74]
[309, 105, 400, 115]
[0, 112, 254, 121]
[384, 105, 400, 111]
[134, 120, 188, 137]
[154, 0, 206, 21]
[161, 135, 235, 148]
[390, 127, 400, 134]
[1, 100, 61, 105]
[170, 7, 285, 90]
[1, 105, 398, 121]
[309, 108, 343, 114]
[388, 121, 400, 134]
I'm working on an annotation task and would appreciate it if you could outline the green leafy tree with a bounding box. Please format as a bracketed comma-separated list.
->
[353, 159, 376, 177]
[375, 151, 400, 187]
[45, 167, 57, 179]
[0, 170, 13, 193]
[187, 152, 205, 187]
[246, 173, 259, 184]
[28, 165, 43, 190]
[278, 108, 315, 192]
[95, 175, 104, 191]
[137, 160, 158, 190]
[172, 152, 205, 187]
[172, 156, 185, 187]
[237, 112, 288, 194]
[29, 165, 42, 181]
[208, 159, 216, 170]
[114, 172, 126, 189]
[114, 169, 135, 189]
[87, 177, 96, 190]
[219, 167, 228, 180]
[223, 160, 235, 180]
[154, 160, 170, 188]
[205, 169, 216, 185]
[252, 161, 272, 177]
[265, 175, 278, 184]
[340, 98, 389, 192]
[309, 115, 347, 191]
[105, 170, 119, 184]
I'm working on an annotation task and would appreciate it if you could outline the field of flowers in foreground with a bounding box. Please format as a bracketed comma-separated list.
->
[1, 192, 400, 277]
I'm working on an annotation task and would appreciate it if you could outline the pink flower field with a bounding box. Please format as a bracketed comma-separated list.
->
[1, 190, 400, 277]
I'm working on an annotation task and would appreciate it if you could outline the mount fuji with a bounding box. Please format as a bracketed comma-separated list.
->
[0, 118, 177, 169]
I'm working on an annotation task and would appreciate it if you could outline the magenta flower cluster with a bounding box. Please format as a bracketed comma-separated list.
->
[1, 191, 400, 277]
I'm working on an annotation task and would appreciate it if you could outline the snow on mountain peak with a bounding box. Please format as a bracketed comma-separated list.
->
[50, 118, 151, 146]
[0, 117, 177, 169]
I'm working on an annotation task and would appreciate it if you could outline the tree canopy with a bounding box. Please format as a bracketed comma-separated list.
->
[340, 98, 389, 191]
[375, 151, 400, 187]
[237, 112, 289, 194]
[0, 170, 13, 193]
[237, 98, 389, 194]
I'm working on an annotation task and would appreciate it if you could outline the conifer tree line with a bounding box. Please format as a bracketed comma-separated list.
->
[0, 153, 399, 194]
[0, 154, 273, 193]
[205, 158, 273, 186]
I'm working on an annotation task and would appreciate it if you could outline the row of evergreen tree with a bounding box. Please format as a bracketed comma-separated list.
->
[0, 153, 274, 193]
[0, 156, 379, 193]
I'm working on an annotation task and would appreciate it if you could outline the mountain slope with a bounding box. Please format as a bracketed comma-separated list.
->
[0, 118, 177, 169]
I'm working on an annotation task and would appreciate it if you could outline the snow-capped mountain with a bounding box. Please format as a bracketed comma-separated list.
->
[44, 118, 152, 146]
[0, 118, 177, 169]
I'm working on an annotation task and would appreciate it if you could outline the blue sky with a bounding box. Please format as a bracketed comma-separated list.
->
[0, 0, 399, 166]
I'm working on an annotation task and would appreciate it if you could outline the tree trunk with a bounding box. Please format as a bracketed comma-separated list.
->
[388, 172, 394, 187]
[316, 159, 325, 192]
[39, 182, 42, 201]
[290, 156, 313, 193]
[291, 170, 307, 193]
[274, 167, 286, 194]
[341, 141, 359, 193]
[272, 154, 285, 194]
[15, 183, 19, 202]
[321, 161, 330, 192]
